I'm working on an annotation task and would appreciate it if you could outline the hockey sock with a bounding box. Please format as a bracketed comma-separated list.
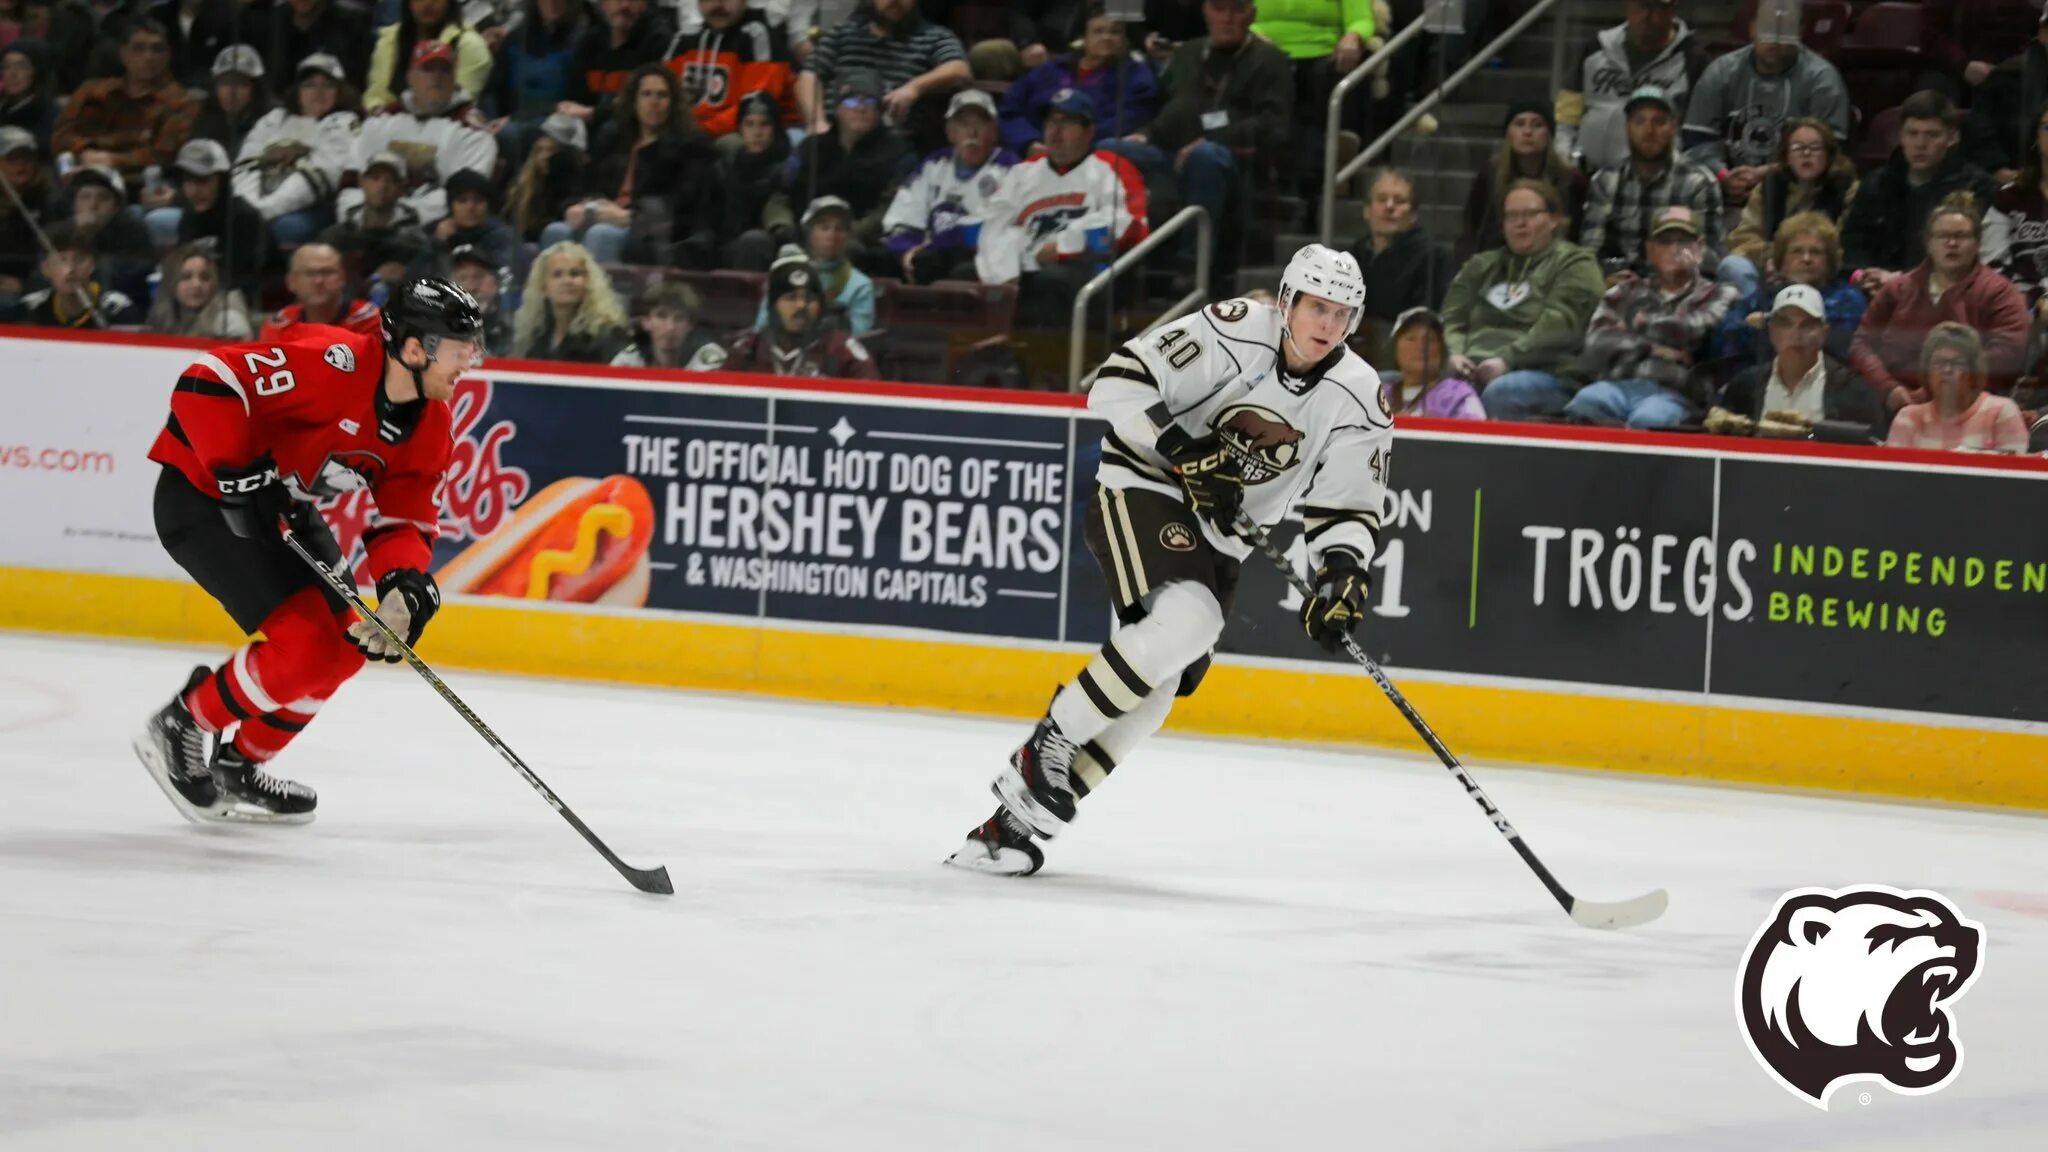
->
[1050, 581, 1223, 744]
[1070, 687, 1174, 798]
[231, 696, 327, 763]
[183, 588, 365, 735]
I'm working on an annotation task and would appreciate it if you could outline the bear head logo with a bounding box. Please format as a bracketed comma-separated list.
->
[1213, 405, 1303, 485]
[1737, 886, 1985, 1109]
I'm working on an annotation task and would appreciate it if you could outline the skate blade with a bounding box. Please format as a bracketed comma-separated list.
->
[208, 797, 317, 826]
[131, 735, 222, 827]
[991, 772, 1067, 840]
[943, 842, 1041, 877]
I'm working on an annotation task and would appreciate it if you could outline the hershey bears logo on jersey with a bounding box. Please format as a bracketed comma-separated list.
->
[325, 343, 356, 373]
[1737, 886, 1985, 1109]
[1214, 405, 1303, 485]
[288, 451, 387, 500]
[1209, 298, 1250, 323]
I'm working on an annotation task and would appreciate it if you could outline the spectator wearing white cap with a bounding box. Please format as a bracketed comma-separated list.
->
[1718, 283, 1882, 437]
[338, 39, 498, 227]
[320, 149, 433, 283]
[154, 137, 275, 286]
[883, 87, 1017, 284]
[0, 127, 51, 298]
[753, 197, 875, 333]
[233, 53, 364, 246]
[189, 46, 276, 156]
[260, 0, 373, 93]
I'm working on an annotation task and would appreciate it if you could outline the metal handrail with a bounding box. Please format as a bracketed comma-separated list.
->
[1318, 19, 1428, 243]
[1319, 0, 1566, 246]
[1067, 206, 1212, 392]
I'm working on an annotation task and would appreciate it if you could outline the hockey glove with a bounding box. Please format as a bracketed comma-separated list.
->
[1154, 425, 1244, 531]
[1300, 551, 1368, 653]
[347, 568, 441, 663]
[214, 455, 292, 540]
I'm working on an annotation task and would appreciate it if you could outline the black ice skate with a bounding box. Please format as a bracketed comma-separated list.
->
[210, 744, 318, 825]
[131, 666, 221, 823]
[944, 806, 1045, 876]
[992, 715, 1080, 838]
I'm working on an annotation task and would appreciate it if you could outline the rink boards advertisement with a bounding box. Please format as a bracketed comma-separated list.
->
[4, 329, 2047, 807]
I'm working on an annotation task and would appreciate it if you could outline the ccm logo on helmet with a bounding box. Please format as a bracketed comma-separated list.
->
[1736, 885, 1985, 1109]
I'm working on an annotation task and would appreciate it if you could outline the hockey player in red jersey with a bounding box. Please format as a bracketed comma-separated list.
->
[132, 278, 487, 824]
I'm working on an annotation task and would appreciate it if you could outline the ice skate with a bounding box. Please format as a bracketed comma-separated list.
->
[944, 806, 1045, 876]
[210, 744, 318, 825]
[131, 666, 221, 823]
[992, 715, 1080, 838]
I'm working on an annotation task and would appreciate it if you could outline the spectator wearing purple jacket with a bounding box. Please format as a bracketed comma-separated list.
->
[998, 3, 1158, 155]
[1385, 307, 1487, 419]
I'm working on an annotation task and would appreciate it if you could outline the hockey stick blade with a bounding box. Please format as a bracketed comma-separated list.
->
[281, 525, 673, 896]
[1237, 514, 1666, 931]
[1569, 888, 1670, 931]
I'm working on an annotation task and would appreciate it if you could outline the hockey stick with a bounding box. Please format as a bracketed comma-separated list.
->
[281, 525, 674, 896]
[1237, 515, 1666, 931]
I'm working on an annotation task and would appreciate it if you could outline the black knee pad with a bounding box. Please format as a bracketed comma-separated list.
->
[1176, 651, 1214, 698]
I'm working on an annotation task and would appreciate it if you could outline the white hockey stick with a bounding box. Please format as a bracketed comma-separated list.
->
[1240, 515, 1667, 931]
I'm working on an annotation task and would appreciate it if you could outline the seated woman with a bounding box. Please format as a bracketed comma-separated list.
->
[1384, 307, 1485, 419]
[1849, 192, 2030, 416]
[512, 240, 630, 363]
[612, 282, 727, 371]
[1461, 101, 1587, 261]
[233, 54, 363, 247]
[144, 245, 255, 339]
[1445, 179, 1606, 421]
[1887, 322, 2032, 452]
[540, 64, 720, 268]
[1712, 211, 1866, 378]
[1719, 118, 1857, 300]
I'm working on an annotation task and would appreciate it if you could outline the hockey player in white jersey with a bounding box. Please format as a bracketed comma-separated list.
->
[948, 244, 1395, 875]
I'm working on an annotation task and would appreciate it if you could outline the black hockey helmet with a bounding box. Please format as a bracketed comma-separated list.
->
[381, 275, 486, 357]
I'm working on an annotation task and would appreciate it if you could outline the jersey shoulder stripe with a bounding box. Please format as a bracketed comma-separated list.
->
[189, 352, 251, 413]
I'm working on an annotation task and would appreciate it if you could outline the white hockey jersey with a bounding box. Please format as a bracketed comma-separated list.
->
[335, 93, 498, 226]
[881, 146, 1019, 250]
[1088, 297, 1394, 569]
[974, 149, 1148, 282]
[233, 107, 361, 220]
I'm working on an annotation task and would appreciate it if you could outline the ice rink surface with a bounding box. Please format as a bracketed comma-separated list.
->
[1, 631, 2043, 1151]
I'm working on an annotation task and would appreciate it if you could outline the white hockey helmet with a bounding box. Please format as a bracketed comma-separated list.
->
[1277, 243, 1368, 340]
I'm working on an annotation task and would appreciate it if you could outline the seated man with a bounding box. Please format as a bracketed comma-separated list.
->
[338, 41, 498, 228]
[614, 281, 729, 369]
[1567, 206, 1735, 430]
[431, 168, 519, 280]
[445, 243, 516, 356]
[1718, 284, 1883, 439]
[1580, 86, 1724, 283]
[164, 139, 274, 288]
[663, 0, 797, 144]
[261, 242, 383, 341]
[62, 166, 156, 301]
[728, 251, 881, 378]
[794, 0, 970, 151]
[976, 89, 1148, 329]
[1679, 4, 1850, 204]
[320, 150, 433, 287]
[1841, 90, 1998, 296]
[1554, 0, 1708, 173]
[883, 89, 1018, 284]
[998, 4, 1158, 154]
[19, 221, 142, 328]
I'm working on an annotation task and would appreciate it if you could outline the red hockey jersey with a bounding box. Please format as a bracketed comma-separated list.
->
[259, 298, 383, 343]
[147, 327, 451, 582]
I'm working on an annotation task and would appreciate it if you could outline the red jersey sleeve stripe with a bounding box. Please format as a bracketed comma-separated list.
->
[190, 353, 251, 413]
[174, 373, 241, 400]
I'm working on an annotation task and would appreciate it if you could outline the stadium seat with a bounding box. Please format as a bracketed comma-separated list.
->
[674, 269, 770, 339]
[1855, 104, 1904, 171]
[871, 280, 1020, 386]
[1840, 1, 1923, 69]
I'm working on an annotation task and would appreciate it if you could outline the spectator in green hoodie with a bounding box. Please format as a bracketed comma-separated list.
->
[1442, 178, 1606, 420]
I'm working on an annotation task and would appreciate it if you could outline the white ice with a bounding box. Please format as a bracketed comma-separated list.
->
[1, 631, 2044, 1151]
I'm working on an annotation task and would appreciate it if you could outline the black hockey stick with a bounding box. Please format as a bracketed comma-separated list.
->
[281, 525, 674, 896]
[1238, 515, 1666, 930]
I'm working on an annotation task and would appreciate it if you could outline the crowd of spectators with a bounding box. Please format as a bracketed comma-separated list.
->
[0, 0, 2044, 454]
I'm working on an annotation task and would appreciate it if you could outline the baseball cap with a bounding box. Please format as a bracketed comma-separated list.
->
[297, 52, 346, 82]
[0, 126, 36, 157]
[1771, 283, 1826, 320]
[1046, 87, 1096, 123]
[1648, 205, 1702, 239]
[411, 39, 456, 69]
[1392, 306, 1444, 337]
[946, 88, 997, 120]
[173, 138, 232, 178]
[833, 68, 882, 104]
[444, 168, 493, 204]
[448, 243, 494, 269]
[801, 194, 853, 230]
[68, 164, 126, 202]
[1624, 84, 1675, 116]
[364, 149, 409, 178]
[212, 43, 264, 80]
[540, 112, 588, 151]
